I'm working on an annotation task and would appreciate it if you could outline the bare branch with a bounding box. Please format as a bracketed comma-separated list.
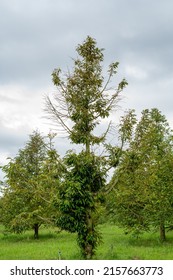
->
[100, 121, 112, 141]
[44, 95, 72, 134]
[100, 71, 113, 95]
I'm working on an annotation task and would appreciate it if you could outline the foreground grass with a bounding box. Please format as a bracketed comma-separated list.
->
[0, 225, 79, 260]
[97, 224, 173, 260]
[0, 224, 173, 260]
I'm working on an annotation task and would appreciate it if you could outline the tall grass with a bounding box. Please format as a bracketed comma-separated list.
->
[0, 224, 173, 260]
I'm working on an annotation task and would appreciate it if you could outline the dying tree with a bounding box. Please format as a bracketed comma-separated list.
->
[45, 36, 127, 258]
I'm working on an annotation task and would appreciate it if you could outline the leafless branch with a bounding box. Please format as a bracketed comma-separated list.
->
[44, 95, 72, 135]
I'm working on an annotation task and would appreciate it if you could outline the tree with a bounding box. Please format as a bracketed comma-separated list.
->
[1, 131, 62, 238]
[45, 36, 127, 258]
[107, 108, 173, 240]
[58, 151, 106, 258]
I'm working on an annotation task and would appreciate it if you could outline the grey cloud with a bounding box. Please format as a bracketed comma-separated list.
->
[0, 0, 173, 180]
[0, 93, 19, 104]
[1, 0, 173, 87]
[0, 126, 28, 156]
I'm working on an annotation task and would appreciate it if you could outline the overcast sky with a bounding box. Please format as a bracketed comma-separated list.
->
[1, 0, 173, 179]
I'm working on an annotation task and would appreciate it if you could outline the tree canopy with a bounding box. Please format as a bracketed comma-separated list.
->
[107, 108, 173, 240]
[0, 131, 63, 238]
[45, 36, 127, 152]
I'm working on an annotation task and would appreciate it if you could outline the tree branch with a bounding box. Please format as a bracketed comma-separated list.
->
[44, 96, 72, 134]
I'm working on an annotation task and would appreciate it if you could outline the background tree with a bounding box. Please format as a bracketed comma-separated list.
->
[107, 108, 173, 240]
[45, 36, 127, 258]
[1, 131, 62, 238]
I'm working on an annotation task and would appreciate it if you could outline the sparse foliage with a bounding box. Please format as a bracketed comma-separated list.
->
[45, 36, 127, 258]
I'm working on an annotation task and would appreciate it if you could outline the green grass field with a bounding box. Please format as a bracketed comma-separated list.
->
[0, 223, 173, 260]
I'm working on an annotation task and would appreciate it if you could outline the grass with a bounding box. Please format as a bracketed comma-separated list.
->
[0, 223, 173, 260]
[0, 225, 80, 260]
[96, 224, 173, 260]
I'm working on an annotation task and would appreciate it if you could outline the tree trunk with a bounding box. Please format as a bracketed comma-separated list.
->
[84, 212, 94, 259]
[160, 223, 166, 242]
[33, 223, 39, 239]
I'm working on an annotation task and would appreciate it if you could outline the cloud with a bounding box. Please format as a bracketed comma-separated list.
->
[1, 0, 173, 181]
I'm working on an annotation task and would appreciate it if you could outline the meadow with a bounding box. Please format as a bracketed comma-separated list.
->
[0, 223, 173, 260]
